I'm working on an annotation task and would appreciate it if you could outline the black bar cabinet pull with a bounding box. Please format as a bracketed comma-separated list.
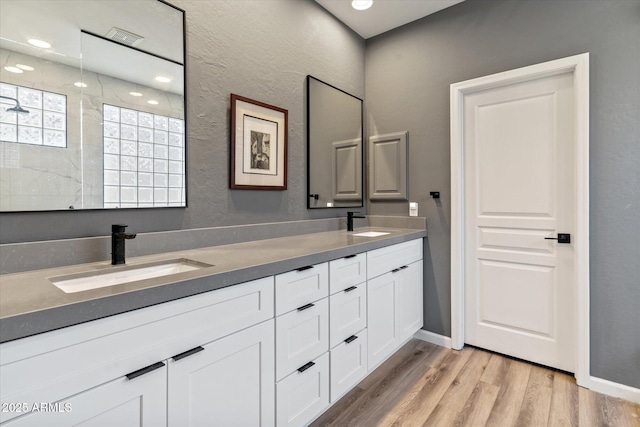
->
[297, 361, 316, 373]
[392, 267, 402, 273]
[172, 346, 205, 361]
[297, 303, 315, 311]
[401, 265, 409, 270]
[344, 335, 358, 344]
[344, 254, 357, 259]
[126, 361, 165, 380]
[296, 265, 314, 272]
[344, 286, 357, 293]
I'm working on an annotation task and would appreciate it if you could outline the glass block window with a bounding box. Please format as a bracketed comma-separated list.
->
[102, 104, 185, 208]
[0, 82, 67, 147]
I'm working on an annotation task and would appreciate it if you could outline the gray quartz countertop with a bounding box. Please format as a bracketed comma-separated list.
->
[0, 227, 426, 343]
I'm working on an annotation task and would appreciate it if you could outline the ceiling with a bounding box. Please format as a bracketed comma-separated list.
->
[314, 0, 465, 39]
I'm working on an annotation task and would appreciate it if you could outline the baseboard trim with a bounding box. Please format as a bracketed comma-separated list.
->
[588, 376, 640, 404]
[413, 329, 452, 349]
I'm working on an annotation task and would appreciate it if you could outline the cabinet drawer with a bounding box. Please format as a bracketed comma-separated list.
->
[367, 239, 422, 279]
[329, 284, 367, 348]
[276, 263, 329, 315]
[0, 277, 274, 423]
[330, 329, 368, 403]
[276, 352, 329, 427]
[276, 298, 329, 381]
[329, 253, 366, 294]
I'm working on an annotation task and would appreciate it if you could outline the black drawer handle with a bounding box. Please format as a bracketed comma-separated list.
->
[296, 265, 314, 272]
[344, 286, 357, 293]
[401, 265, 409, 270]
[297, 303, 315, 311]
[172, 346, 205, 361]
[392, 268, 402, 273]
[126, 361, 165, 380]
[344, 254, 357, 259]
[297, 361, 316, 373]
[344, 335, 358, 344]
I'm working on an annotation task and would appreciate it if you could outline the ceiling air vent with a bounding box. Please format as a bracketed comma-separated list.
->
[105, 27, 144, 47]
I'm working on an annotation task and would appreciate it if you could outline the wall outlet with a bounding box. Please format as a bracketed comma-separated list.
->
[409, 202, 418, 217]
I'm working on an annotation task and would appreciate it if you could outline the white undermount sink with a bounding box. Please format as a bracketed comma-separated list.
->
[50, 258, 212, 294]
[351, 231, 391, 237]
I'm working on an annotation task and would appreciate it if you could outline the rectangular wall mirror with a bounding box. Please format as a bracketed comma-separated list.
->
[307, 76, 363, 209]
[0, 0, 185, 211]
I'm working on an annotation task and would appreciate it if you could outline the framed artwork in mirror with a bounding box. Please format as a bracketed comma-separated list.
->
[230, 94, 288, 190]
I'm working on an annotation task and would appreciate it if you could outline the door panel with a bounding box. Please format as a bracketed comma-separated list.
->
[168, 320, 275, 427]
[464, 71, 576, 372]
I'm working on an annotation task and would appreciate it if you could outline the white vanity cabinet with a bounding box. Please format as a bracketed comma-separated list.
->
[0, 277, 275, 426]
[367, 240, 424, 371]
[3, 364, 167, 426]
[328, 255, 368, 403]
[275, 263, 330, 427]
[168, 320, 275, 427]
[1, 235, 425, 427]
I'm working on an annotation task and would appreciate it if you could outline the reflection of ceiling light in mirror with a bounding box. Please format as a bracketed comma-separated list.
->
[147, 100, 159, 105]
[4, 66, 23, 73]
[129, 92, 143, 97]
[351, 0, 373, 10]
[154, 76, 171, 83]
[74, 82, 88, 88]
[16, 64, 34, 71]
[27, 39, 52, 49]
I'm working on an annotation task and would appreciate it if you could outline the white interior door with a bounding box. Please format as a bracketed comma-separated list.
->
[462, 70, 577, 372]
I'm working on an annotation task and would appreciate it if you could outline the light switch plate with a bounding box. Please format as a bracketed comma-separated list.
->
[409, 202, 418, 217]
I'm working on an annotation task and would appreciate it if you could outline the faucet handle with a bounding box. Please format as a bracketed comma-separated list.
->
[112, 224, 129, 233]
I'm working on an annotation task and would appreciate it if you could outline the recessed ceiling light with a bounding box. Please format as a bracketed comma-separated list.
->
[74, 82, 87, 88]
[27, 38, 51, 49]
[4, 66, 23, 74]
[154, 76, 171, 83]
[351, 0, 373, 10]
[16, 64, 34, 71]
[147, 100, 159, 105]
[129, 92, 143, 97]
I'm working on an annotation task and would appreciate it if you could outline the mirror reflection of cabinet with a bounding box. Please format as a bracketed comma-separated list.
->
[0, 0, 185, 212]
[307, 76, 363, 209]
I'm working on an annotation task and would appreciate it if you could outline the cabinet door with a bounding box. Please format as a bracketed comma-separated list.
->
[275, 263, 328, 315]
[276, 298, 329, 381]
[168, 320, 275, 427]
[367, 272, 399, 371]
[329, 284, 367, 348]
[329, 253, 366, 294]
[4, 365, 166, 427]
[330, 329, 368, 402]
[397, 261, 424, 343]
[276, 352, 329, 427]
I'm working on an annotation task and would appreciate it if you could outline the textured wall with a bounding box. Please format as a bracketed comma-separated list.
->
[0, 0, 365, 243]
[365, 0, 640, 387]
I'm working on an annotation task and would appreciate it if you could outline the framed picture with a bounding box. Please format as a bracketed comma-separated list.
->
[230, 94, 288, 190]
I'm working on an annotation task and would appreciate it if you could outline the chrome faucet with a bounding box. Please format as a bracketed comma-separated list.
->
[347, 212, 365, 232]
[111, 224, 137, 265]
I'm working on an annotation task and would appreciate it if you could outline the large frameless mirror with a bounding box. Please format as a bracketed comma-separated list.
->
[307, 76, 363, 209]
[0, 0, 186, 211]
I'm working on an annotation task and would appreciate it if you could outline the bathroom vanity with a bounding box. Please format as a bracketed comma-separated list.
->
[0, 228, 425, 426]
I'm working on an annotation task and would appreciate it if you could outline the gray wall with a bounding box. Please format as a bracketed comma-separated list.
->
[0, 0, 365, 243]
[365, 0, 640, 388]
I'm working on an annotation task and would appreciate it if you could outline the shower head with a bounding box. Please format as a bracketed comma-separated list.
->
[6, 105, 29, 114]
[0, 95, 30, 114]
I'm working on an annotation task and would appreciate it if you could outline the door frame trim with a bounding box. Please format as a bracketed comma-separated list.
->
[450, 53, 590, 386]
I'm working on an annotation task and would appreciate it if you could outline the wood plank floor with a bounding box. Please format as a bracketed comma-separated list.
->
[311, 339, 640, 427]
